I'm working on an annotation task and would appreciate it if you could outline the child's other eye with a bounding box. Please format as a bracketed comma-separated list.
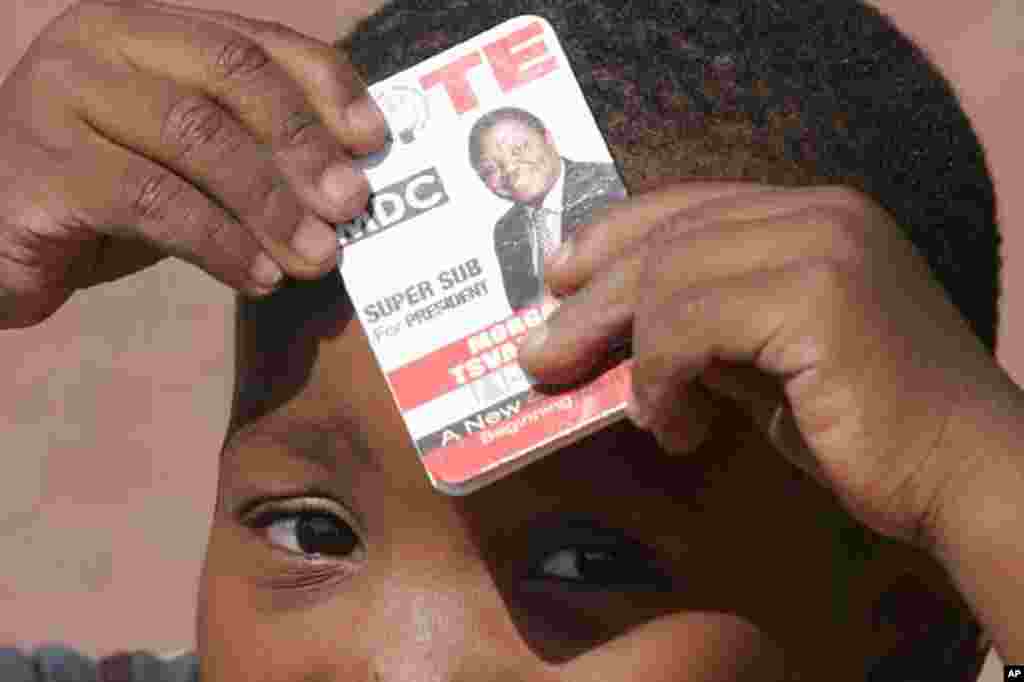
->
[537, 548, 622, 582]
[526, 521, 673, 591]
[245, 501, 361, 559]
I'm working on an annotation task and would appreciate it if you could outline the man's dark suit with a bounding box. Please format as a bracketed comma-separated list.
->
[493, 158, 627, 311]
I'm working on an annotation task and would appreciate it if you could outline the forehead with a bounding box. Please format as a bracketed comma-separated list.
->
[229, 313, 440, 492]
[482, 118, 544, 145]
[230, 288, 780, 501]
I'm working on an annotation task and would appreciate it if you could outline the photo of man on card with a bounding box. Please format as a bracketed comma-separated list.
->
[468, 107, 627, 311]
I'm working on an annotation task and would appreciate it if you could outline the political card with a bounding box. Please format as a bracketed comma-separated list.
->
[338, 15, 632, 495]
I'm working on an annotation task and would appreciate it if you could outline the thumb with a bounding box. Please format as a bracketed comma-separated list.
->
[700, 361, 825, 484]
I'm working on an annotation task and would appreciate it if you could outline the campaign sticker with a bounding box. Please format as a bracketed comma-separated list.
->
[338, 15, 630, 494]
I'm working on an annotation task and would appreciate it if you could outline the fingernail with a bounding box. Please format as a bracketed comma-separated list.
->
[626, 388, 652, 428]
[250, 252, 283, 288]
[656, 424, 696, 455]
[521, 323, 548, 356]
[521, 368, 542, 386]
[320, 163, 362, 208]
[346, 95, 386, 138]
[655, 406, 709, 455]
[291, 214, 338, 264]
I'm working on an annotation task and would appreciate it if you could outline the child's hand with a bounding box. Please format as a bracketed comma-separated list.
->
[519, 182, 1009, 550]
[0, 0, 386, 328]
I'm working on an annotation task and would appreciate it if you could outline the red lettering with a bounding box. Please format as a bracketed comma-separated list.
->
[419, 52, 484, 115]
[483, 21, 558, 93]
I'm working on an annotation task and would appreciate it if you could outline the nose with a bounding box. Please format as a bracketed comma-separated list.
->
[494, 160, 528, 188]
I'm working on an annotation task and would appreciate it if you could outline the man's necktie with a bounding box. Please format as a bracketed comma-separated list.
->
[531, 207, 561, 292]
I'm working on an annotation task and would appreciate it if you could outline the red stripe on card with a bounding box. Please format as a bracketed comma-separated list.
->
[421, 363, 632, 488]
[386, 302, 555, 411]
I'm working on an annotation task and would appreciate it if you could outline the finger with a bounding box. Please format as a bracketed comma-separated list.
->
[700, 362, 825, 481]
[523, 203, 848, 384]
[519, 258, 639, 385]
[81, 2, 375, 243]
[629, 262, 826, 430]
[547, 184, 865, 299]
[70, 120, 286, 296]
[699, 362, 788, 434]
[545, 183, 780, 295]
[630, 377, 718, 456]
[120, 0, 388, 153]
[637, 199, 867, 316]
[67, 53, 341, 276]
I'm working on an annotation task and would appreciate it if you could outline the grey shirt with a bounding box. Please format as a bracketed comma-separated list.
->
[0, 646, 198, 682]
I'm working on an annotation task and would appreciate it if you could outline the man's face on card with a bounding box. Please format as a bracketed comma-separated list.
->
[477, 119, 562, 205]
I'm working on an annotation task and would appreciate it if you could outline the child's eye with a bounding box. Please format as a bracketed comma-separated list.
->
[526, 521, 673, 591]
[538, 548, 618, 581]
[245, 501, 361, 559]
[266, 512, 358, 557]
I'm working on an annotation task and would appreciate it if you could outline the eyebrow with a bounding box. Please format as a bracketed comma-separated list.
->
[225, 414, 379, 473]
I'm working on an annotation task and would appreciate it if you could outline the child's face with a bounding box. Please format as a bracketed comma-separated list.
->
[198, 283, 935, 680]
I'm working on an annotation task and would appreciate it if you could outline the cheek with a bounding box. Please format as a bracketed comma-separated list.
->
[485, 174, 505, 194]
[197, 529, 373, 682]
[198, 567, 375, 682]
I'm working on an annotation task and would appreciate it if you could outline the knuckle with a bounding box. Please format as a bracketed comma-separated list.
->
[192, 211, 239, 263]
[300, 57, 337, 90]
[676, 286, 715, 319]
[163, 96, 228, 157]
[648, 279, 713, 329]
[132, 172, 188, 228]
[302, 50, 353, 93]
[279, 109, 324, 148]
[648, 212, 684, 244]
[815, 204, 870, 268]
[0, 222, 52, 271]
[643, 233, 684, 284]
[134, 176, 242, 268]
[239, 171, 288, 220]
[803, 257, 858, 294]
[211, 34, 271, 83]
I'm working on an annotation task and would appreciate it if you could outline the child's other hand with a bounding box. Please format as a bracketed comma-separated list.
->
[0, 0, 386, 328]
[519, 182, 1011, 550]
